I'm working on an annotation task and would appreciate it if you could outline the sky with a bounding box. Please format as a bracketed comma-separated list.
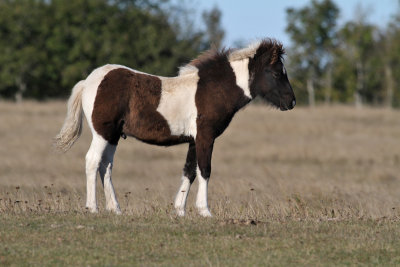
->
[194, 0, 399, 47]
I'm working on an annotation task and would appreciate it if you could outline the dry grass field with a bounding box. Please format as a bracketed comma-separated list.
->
[1, 101, 400, 266]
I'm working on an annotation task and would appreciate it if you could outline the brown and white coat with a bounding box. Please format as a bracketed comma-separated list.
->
[55, 39, 296, 216]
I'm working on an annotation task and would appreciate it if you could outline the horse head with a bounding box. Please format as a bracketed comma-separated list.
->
[248, 39, 296, 110]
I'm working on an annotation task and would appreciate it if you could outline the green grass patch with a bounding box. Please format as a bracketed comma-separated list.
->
[1, 213, 400, 266]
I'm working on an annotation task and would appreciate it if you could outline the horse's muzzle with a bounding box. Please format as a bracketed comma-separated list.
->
[280, 99, 296, 111]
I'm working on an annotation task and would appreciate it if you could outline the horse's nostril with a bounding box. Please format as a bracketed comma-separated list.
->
[292, 100, 296, 108]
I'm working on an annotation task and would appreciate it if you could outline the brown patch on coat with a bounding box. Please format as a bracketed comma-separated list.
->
[92, 68, 192, 145]
[193, 52, 251, 178]
[183, 141, 197, 183]
[186, 48, 231, 68]
[194, 53, 251, 138]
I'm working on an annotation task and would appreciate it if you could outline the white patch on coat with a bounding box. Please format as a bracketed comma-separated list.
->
[84, 132, 121, 214]
[174, 175, 192, 216]
[228, 40, 261, 61]
[196, 166, 212, 217]
[157, 69, 200, 137]
[84, 133, 108, 213]
[283, 65, 287, 75]
[229, 58, 252, 99]
[178, 65, 198, 76]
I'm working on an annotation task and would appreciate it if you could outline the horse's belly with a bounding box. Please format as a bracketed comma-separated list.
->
[123, 110, 193, 146]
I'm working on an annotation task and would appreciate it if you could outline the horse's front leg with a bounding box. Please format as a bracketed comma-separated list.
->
[174, 141, 197, 216]
[195, 133, 214, 217]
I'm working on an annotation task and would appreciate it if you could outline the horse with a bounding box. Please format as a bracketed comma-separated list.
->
[54, 38, 296, 217]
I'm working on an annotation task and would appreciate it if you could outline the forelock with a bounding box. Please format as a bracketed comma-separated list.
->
[255, 39, 285, 65]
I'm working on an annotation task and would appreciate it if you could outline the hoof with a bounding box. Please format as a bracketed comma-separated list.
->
[86, 206, 98, 213]
[198, 208, 212, 217]
[106, 205, 122, 215]
[111, 208, 122, 215]
[175, 208, 186, 217]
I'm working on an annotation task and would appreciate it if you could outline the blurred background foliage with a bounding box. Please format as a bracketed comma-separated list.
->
[0, 0, 222, 100]
[286, 0, 400, 108]
[0, 0, 399, 108]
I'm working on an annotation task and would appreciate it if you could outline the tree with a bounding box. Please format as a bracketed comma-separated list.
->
[0, 0, 49, 101]
[0, 0, 221, 100]
[286, 0, 339, 106]
[337, 14, 377, 108]
[202, 6, 225, 50]
[382, 3, 400, 108]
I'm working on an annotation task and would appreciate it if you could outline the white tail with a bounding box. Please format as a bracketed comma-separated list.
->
[54, 80, 85, 152]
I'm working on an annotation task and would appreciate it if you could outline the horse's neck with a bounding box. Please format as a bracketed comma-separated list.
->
[160, 70, 251, 114]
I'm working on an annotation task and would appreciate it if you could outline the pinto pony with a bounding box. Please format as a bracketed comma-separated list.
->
[54, 39, 295, 216]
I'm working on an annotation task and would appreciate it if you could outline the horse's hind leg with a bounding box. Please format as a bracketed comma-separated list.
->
[99, 144, 121, 214]
[174, 141, 196, 216]
[85, 134, 108, 213]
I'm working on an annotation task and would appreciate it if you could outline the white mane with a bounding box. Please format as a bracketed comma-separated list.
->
[178, 64, 198, 76]
[228, 40, 261, 61]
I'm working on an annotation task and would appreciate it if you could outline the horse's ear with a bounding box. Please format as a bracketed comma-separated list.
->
[270, 43, 285, 65]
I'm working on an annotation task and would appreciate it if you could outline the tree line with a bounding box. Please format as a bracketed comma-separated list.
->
[0, 0, 399, 108]
[286, 0, 400, 108]
[0, 0, 223, 101]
